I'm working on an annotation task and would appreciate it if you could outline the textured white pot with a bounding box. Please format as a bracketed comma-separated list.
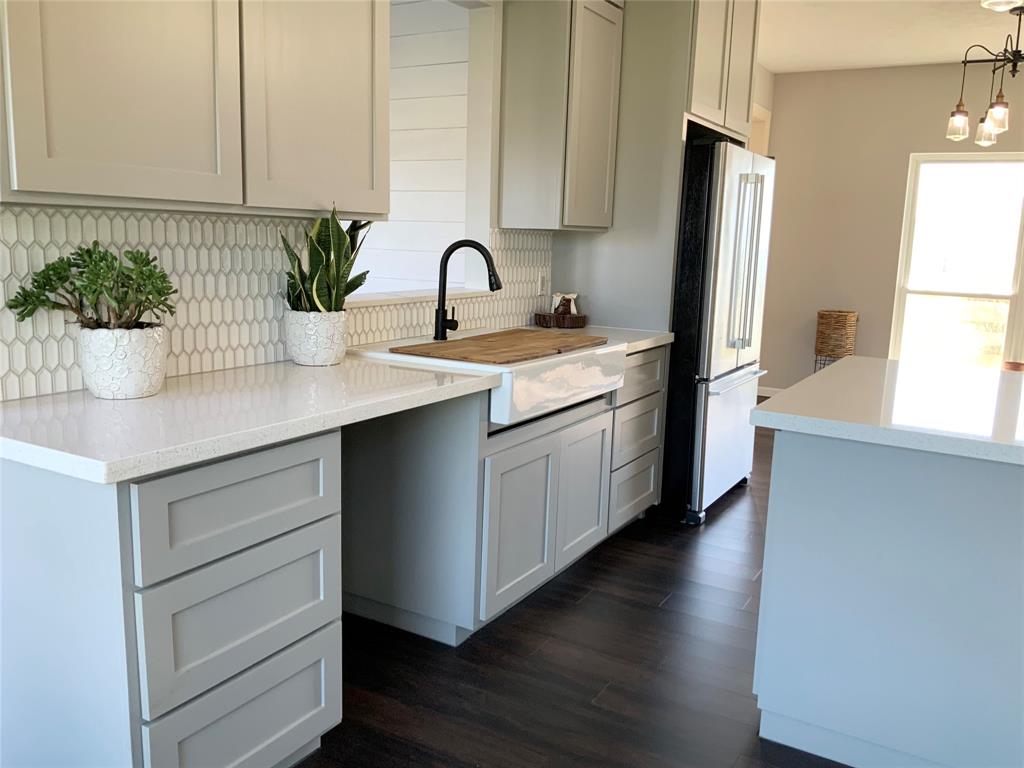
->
[78, 326, 169, 400]
[284, 309, 347, 366]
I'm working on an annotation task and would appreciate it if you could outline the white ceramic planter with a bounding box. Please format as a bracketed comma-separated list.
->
[284, 309, 347, 366]
[78, 326, 169, 400]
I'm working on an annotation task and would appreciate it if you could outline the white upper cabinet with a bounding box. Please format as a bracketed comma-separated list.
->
[1, 0, 243, 204]
[562, 0, 623, 228]
[688, 0, 760, 137]
[241, 0, 389, 214]
[723, 0, 758, 136]
[689, 0, 732, 127]
[0, 0, 389, 215]
[497, 0, 624, 230]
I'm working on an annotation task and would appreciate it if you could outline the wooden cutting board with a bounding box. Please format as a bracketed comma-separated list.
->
[390, 328, 608, 365]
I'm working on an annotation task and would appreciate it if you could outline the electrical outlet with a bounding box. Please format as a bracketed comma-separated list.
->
[536, 271, 547, 296]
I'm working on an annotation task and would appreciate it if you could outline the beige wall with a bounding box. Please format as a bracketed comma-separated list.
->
[552, 0, 694, 330]
[761, 63, 1024, 389]
[753, 63, 774, 111]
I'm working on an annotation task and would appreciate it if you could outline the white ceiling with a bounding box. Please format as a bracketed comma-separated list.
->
[759, 0, 1020, 73]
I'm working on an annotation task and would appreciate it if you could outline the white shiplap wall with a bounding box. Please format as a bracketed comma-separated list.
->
[361, 1, 470, 293]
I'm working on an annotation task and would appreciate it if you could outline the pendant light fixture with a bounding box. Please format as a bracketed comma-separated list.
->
[976, 111, 999, 145]
[983, 0, 1023, 11]
[944, 2, 1023, 146]
[947, 100, 971, 140]
[989, 86, 1010, 132]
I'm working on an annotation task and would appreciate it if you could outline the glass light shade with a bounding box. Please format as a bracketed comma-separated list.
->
[988, 98, 1010, 133]
[980, 0, 1023, 11]
[975, 114, 998, 146]
[946, 110, 970, 141]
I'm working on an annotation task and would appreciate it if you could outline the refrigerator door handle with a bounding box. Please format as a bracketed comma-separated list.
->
[742, 176, 766, 348]
[708, 369, 767, 396]
[728, 176, 752, 349]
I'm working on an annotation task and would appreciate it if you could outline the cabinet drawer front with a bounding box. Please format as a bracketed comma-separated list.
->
[480, 434, 560, 621]
[612, 347, 667, 406]
[608, 449, 660, 534]
[142, 621, 342, 768]
[130, 433, 341, 586]
[135, 516, 342, 719]
[612, 391, 664, 469]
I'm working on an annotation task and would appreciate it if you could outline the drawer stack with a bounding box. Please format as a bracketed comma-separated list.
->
[128, 433, 343, 768]
[608, 346, 668, 533]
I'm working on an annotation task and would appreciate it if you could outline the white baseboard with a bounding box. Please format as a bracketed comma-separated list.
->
[758, 385, 782, 399]
[759, 712, 945, 768]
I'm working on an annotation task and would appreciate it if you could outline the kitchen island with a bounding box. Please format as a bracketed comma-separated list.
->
[750, 356, 1024, 768]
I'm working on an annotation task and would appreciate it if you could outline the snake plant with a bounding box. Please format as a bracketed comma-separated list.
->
[282, 208, 370, 312]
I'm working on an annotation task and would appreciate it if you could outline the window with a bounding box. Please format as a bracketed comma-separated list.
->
[890, 154, 1024, 368]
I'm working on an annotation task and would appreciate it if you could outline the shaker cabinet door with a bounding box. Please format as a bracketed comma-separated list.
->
[562, 0, 624, 228]
[689, 0, 733, 127]
[241, 0, 389, 214]
[2, 0, 243, 203]
[724, 0, 759, 136]
[480, 434, 560, 620]
[555, 412, 612, 571]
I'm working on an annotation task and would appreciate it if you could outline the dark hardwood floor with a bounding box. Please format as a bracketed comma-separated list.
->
[302, 429, 847, 768]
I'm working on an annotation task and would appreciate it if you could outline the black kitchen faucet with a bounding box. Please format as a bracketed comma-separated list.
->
[434, 239, 503, 341]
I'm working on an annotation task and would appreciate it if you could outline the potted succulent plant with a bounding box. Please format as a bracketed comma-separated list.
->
[281, 208, 370, 366]
[5, 241, 176, 399]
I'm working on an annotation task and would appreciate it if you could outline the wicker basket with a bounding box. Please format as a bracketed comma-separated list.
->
[535, 312, 587, 329]
[814, 310, 858, 371]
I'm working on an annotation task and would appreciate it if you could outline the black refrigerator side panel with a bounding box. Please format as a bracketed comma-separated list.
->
[662, 139, 715, 511]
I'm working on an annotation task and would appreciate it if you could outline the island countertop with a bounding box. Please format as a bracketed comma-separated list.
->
[0, 357, 501, 484]
[751, 355, 1024, 466]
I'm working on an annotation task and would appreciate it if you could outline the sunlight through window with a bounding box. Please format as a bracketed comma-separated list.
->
[892, 155, 1024, 368]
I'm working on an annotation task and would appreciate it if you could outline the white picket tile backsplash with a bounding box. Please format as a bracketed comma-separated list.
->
[0, 206, 551, 401]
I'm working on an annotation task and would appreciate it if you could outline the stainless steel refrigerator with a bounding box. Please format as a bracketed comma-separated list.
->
[664, 135, 775, 525]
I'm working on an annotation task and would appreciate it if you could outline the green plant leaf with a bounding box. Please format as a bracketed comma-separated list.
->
[4, 242, 174, 329]
[311, 267, 331, 312]
[344, 270, 368, 298]
[307, 230, 326, 282]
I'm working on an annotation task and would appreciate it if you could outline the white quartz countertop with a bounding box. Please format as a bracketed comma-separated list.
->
[751, 356, 1024, 465]
[562, 325, 674, 354]
[0, 358, 501, 484]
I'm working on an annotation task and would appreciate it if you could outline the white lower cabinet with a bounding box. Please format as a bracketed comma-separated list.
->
[608, 449, 660, 534]
[612, 391, 665, 469]
[555, 411, 612, 571]
[142, 621, 343, 768]
[480, 433, 560, 621]
[134, 515, 342, 719]
[480, 410, 615, 621]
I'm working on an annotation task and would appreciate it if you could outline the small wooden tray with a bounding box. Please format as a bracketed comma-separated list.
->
[390, 328, 608, 365]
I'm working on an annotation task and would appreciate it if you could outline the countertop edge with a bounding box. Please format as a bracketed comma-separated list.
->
[751, 410, 1024, 466]
[623, 332, 675, 354]
[0, 372, 502, 484]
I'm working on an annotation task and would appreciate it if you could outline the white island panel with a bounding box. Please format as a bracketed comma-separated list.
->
[752, 356, 1024, 767]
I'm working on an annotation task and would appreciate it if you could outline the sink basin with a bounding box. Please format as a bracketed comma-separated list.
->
[353, 328, 627, 426]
